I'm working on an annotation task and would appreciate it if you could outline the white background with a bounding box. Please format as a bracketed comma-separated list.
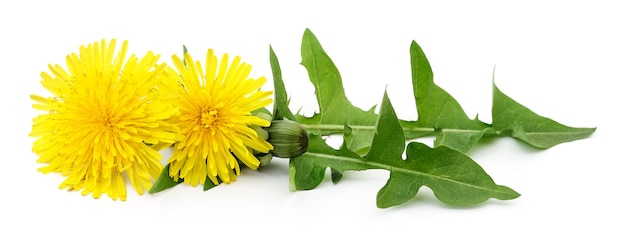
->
[1, 1, 624, 249]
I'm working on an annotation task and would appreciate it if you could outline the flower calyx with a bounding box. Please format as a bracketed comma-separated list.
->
[266, 119, 309, 158]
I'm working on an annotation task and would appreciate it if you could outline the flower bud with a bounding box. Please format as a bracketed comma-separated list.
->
[266, 119, 309, 158]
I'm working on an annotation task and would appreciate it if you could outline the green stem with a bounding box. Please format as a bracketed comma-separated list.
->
[301, 124, 435, 133]
[301, 123, 503, 136]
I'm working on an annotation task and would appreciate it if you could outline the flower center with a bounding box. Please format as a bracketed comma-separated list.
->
[101, 116, 113, 128]
[201, 109, 219, 128]
[96, 110, 117, 130]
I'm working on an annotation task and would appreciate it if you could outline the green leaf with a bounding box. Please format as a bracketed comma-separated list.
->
[433, 126, 496, 153]
[149, 163, 183, 194]
[492, 83, 596, 148]
[409, 40, 491, 152]
[376, 142, 520, 207]
[273, 29, 433, 153]
[289, 91, 519, 207]
[273, 28, 597, 209]
[372, 91, 518, 206]
[343, 125, 372, 156]
[297, 28, 380, 154]
[299, 28, 378, 132]
[150, 163, 221, 193]
[289, 134, 368, 191]
[269, 45, 297, 121]
[330, 169, 343, 184]
[203, 176, 221, 191]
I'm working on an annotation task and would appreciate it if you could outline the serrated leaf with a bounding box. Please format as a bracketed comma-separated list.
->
[373, 91, 518, 206]
[149, 163, 183, 194]
[297, 28, 379, 154]
[289, 91, 519, 207]
[272, 36, 376, 154]
[272, 29, 433, 154]
[409, 40, 492, 152]
[410, 41, 487, 130]
[492, 83, 596, 148]
[376, 142, 520, 207]
[290, 134, 368, 190]
[269, 45, 296, 121]
[299, 28, 378, 132]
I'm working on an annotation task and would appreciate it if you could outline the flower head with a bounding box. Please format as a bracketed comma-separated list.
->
[30, 39, 178, 200]
[166, 49, 273, 186]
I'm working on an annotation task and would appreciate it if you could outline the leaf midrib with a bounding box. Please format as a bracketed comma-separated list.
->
[302, 124, 432, 133]
[522, 130, 594, 136]
[302, 124, 499, 134]
[303, 152, 510, 194]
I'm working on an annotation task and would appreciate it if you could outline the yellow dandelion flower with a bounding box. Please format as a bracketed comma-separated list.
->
[30, 39, 179, 201]
[166, 49, 273, 187]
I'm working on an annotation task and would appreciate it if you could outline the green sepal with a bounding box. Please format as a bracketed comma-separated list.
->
[149, 163, 224, 193]
[252, 107, 272, 118]
[149, 163, 183, 194]
[203, 176, 223, 191]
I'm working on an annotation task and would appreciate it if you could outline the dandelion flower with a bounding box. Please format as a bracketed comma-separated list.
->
[166, 49, 273, 187]
[30, 39, 178, 201]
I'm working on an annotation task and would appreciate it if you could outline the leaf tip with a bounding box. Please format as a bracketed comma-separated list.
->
[495, 185, 522, 201]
